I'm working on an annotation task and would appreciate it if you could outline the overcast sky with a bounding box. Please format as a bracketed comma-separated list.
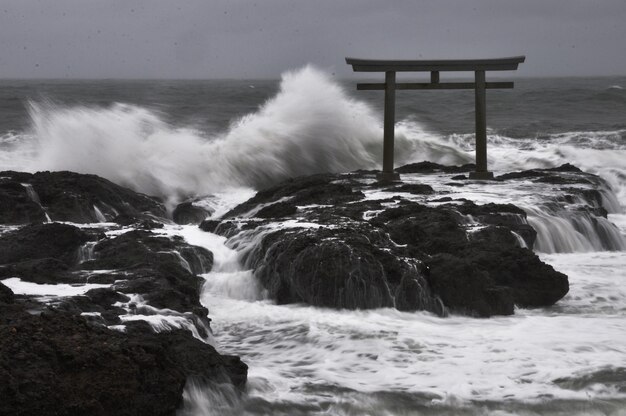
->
[0, 0, 625, 79]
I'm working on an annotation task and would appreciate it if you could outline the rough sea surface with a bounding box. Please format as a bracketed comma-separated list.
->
[1, 67, 625, 415]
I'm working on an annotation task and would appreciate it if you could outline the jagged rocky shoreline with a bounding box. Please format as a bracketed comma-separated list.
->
[0, 163, 619, 414]
[0, 172, 245, 416]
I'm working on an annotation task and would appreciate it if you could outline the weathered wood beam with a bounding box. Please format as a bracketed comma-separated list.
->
[356, 82, 514, 91]
[346, 56, 525, 72]
[468, 70, 493, 180]
[382, 71, 398, 180]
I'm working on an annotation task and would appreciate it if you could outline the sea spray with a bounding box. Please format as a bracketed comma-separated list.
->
[2, 67, 623, 215]
[19, 67, 430, 207]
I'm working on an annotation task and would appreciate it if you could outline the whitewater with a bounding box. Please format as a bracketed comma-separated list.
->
[1, 67, 625, 415]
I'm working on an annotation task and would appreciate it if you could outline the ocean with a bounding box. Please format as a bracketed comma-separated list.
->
[1, 67, 625, 415]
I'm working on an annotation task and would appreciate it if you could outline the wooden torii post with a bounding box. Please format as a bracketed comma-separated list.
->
[346, 56, 525, 181]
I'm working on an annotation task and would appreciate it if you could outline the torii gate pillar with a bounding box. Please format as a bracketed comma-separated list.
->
[346, 56, 525, 181]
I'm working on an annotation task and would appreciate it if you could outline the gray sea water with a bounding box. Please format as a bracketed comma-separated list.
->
[1, 75, 625, 136]
[1, 67, 625, 415]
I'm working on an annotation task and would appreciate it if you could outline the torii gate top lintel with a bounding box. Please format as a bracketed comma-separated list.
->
[345, 56, 525, 72]
[346, 55, 526, 181]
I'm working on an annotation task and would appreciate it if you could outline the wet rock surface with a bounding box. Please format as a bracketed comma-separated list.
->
[0, 163, 617, 413]
[172, 201, 212, 225]
[247, 226, 443, 313]
[0, 170, 166, 224]
[0, 172, 247, 415]
[0, 304, 246, 416]
[0, 222, 91, 266]
[204, 163, 594, 317]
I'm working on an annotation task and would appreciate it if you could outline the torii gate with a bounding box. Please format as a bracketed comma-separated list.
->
[346, 56, 525, 181]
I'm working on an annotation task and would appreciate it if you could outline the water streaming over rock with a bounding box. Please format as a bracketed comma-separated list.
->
[1, 69, 625, 414]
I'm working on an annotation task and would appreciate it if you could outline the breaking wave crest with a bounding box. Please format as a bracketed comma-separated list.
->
[11, 66, 465, 206]
[2, 65, 625, 211]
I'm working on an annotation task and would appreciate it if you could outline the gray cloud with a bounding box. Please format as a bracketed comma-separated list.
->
[0, 0, 624, 78]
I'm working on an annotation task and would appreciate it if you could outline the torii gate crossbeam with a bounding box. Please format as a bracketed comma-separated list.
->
[346, 56, 525, 181]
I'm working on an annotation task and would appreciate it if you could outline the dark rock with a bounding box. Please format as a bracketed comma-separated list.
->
[426, 243, 569, 316]
[113, 214, 165, 229]
[426, 254, 514, 317]
[553, 367, 626, 393]
[495, 166, 620, 249]
[372, 202, 468, 255]
[0, 180, 48, 224]
[199, 219, 252, 237]
[55, 295, 105, 315]
[469, 226, 522, 248]
[0, 308, 247, 416]
[0, 170, 166, 224]
[455, 201, 526, 217]
[248, 226, 444, 314]
[0, 282, 13, 304]
[76, 230, 213, 314]
[573, 189, 605, 211]
[545, 163, 583, 173]
[224, 173, 364, 218]
[178, 245, 214, 275]
[112, 262, 205, 313]
[395, 161, 475, 174]
[535, 175, 592, 185]
[465, 245, 569, 308]
[0, 171, 249, 415]
[84, 230, 213, 275]
[172, 202, 211, 225]
[85, 288, 131, 308]
[215, 167, 574, 317]
[496, 164, 589, 184]
[0, 223, 89, 266]
[0, 258, 74, 284]
[453, 201, 536, 248]
[385, 183, 434, 195]
[256, 201, 298, 219]
[199, 219, 221, 233]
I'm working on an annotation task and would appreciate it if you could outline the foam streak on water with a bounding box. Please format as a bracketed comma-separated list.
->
[1, 69, 625, 415]
[171, 219, 626, 415]
[171, 167, 626, 414]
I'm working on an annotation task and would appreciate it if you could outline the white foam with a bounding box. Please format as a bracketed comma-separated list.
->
[192, 188, 256, 220]
[165, 200, 626, 411]
[93, 204, 107, 222]
[4, 68, 379, 207]
[202, 284, 626, 406]
[113, 292, 214, 344]
[540, 251, 626, 314]
[2, 67, 467, 210]
[1, 277, 109, 298]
